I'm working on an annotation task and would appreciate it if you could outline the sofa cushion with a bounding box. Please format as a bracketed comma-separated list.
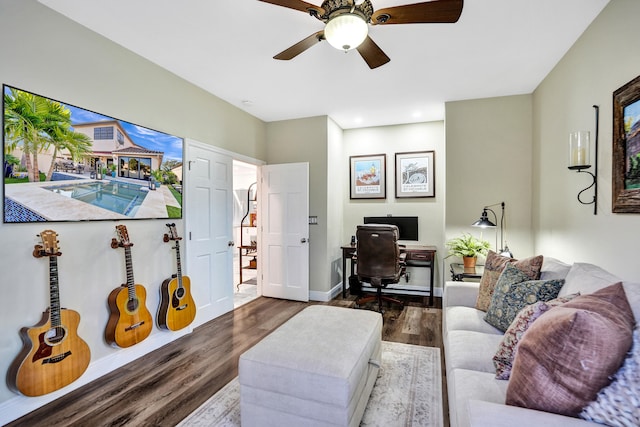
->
[580, 327, 640, 426]
[445, 330, 504, 374]
[445, 306, 503, 335]
[475, 251, 543, 312]
[558, 262, 620, 297]
[539, 257, 572, 281]
[506, 282, 635, 417]
[493, 294, 578, 380]
[448, 368, 509, 427]
[484, 263, 564, 331]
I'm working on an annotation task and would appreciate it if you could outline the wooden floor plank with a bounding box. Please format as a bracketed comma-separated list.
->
[6, 295, 446, 427]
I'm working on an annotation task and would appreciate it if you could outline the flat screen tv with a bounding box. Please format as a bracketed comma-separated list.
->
[3, 84, 184, 223]
[363, 216, 419, 241]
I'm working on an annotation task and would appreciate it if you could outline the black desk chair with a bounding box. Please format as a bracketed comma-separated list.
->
[354, 224, 405, 312]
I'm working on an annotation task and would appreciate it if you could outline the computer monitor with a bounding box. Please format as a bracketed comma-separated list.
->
[363, 216, 419, 241]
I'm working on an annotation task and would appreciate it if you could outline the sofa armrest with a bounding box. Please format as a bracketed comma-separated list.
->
[467, 400, 595, 427]
[443, 281, 480, 308]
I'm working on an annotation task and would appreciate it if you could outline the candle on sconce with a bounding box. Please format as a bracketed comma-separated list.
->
[569, 131, 590, 168]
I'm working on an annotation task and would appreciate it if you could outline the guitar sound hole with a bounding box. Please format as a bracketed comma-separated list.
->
[127, 298, 139, 313]
[44, 326, 66, 345]
[175, 288, 185, 299]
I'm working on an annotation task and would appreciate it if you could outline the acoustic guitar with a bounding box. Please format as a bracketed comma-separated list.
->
[105, 225, 153, 348]
[157, 223, 196, 331]
[7, 230, 91, 396]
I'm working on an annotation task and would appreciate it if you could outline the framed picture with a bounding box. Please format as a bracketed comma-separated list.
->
[349, 154, 386, 199]
[612, 74, 640, 213]
[395, 150, 435, 198]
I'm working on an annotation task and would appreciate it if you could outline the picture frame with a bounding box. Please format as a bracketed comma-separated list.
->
[612, 74, 640, 213]
[349, 154, 386, 199]
[395, 150, 435, 198]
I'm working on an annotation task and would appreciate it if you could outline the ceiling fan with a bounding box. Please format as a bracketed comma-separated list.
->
[258, 0, 463, 69]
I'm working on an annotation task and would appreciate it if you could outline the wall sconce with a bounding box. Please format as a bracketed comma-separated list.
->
[471, 201, 513, 258]
[568, 105, 599, 215]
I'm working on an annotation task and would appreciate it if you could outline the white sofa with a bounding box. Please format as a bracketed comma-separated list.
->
[443, 258, 640, 427]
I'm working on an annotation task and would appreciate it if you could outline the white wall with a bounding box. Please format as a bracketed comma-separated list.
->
[445, 95, 534, 264]
[533, 0, 640, 280]
[0, 1, 267, 421]
[327, 118, 346, 294]
[265, 116, 330, 295]
[342, 122, 446, 289]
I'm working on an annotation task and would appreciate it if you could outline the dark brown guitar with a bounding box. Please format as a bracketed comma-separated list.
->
[105, 225, 153, 348]
[157, 223, 196, 331]
[7, 230, 91, 396]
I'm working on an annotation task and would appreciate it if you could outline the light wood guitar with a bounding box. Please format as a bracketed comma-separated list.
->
[105, 225, 153, 348]
[7, 230, 91, 396]
[157, 223, 196, 331]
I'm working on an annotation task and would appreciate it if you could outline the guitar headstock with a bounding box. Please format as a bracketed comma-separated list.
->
[114, 225, 134, 248]
[36, 229, 61, 258]
[164, 223, 182, 242]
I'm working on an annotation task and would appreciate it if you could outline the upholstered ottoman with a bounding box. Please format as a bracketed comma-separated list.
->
[239, 305, 382, 427]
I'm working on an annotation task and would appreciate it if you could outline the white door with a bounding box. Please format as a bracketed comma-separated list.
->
[260, 162, 309, 302]
[185, 140, 234, 327]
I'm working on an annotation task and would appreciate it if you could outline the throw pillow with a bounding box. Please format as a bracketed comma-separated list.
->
[493, 293, 578, 380]
[484, 263, 565, 332]
[506, 282, 635, 417]
[580, 327, 640, 427]
[475, 251, 543, 312]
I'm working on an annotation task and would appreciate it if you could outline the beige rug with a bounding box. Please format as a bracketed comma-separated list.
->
[178, 341, 443, 427]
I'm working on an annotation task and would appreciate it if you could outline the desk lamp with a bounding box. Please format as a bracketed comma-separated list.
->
[472, 202, 513, 258]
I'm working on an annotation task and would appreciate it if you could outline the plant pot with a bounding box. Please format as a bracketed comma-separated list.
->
[463, 256, 477, 268]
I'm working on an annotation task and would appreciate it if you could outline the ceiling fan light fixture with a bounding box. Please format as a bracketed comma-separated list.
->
[324, 13, 368, 52]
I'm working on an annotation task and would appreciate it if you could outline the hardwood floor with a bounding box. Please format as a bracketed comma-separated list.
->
[7, 294, 446, 427]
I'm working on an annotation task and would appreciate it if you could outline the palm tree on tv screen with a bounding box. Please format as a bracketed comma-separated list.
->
[4, 88, 91, 182]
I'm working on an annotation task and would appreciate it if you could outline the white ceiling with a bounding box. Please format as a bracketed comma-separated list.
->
[39, 0, 609, 129]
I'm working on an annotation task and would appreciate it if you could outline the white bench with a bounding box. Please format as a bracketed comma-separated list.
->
[239, 305, 382, 426]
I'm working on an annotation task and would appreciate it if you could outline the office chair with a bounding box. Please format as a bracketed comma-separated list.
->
[354, 224, 405, 312]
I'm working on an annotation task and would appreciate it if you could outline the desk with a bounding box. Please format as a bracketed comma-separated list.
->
[450, 263, 484, 281]
[341, 244, 437, 306]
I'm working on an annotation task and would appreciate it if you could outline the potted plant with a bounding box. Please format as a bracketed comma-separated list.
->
[445, 233, 491, 268]
[151, 169, 164, 186]
[109, 164, 117, 177]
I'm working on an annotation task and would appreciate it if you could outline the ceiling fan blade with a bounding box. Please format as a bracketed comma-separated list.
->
[274, 31, 324, 60]
[356, 36, 390, 69]
[257, 0, 323, 15]
[371, 0, 463, 25]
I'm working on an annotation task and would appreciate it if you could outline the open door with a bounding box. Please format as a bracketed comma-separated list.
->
[185, 140, 234, 327]
[259, 163, 309, 302]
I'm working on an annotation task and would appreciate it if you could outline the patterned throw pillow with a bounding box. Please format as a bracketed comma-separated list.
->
[475, 251, 543, 312]
[493, 294, 578, 380]
[506, 283, 635, 417]
[484, 263, 565, 332]
[580, 327, 640, 427]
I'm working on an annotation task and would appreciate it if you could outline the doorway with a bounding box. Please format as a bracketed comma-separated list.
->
[233, 160, 259, 308]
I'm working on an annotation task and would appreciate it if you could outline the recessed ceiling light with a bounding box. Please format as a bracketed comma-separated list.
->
[241, 100, 253, 107]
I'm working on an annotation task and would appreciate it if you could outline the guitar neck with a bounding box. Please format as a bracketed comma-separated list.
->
[175, 241, 183, 288]
[49, 256, 61, 328]
[124, 246, 136, 299]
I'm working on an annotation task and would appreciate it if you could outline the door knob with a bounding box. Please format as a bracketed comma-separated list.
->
[301, 238, 308, 243]
[228, 241, 235, 247]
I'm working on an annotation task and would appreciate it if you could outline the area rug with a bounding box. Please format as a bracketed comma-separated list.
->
[178, 341, 442, 427]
